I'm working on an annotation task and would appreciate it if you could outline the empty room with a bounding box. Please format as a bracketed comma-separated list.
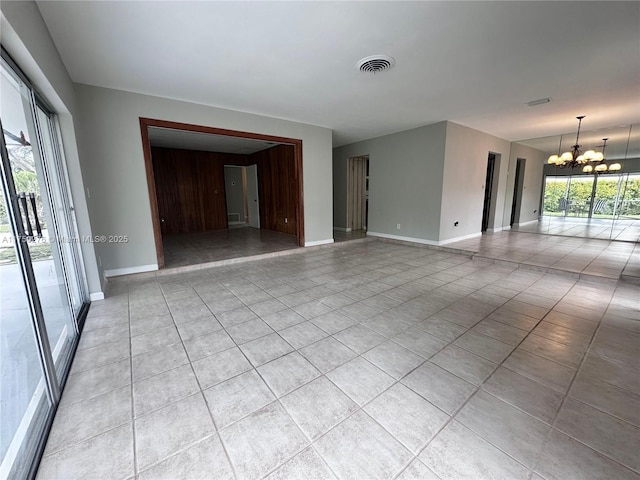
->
[0, 2, 638, 480]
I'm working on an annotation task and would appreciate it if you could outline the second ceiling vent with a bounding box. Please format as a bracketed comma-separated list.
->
[356, 55, 395, 74]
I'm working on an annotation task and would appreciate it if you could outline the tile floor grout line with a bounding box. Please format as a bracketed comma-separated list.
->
[533, 308, 640, 475]
[411, 270, 587, 478]
[136, 282, 238, 478]
[524, 282, 621, 478]
[162, 279, 242, 480]
[48, 238, 638, 479]
[183, 270, 368, 479]
[127, 282, 139, 480]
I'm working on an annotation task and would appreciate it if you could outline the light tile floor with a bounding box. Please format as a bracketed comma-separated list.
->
[163, 228, 299, 268]
[511, 216, 640, 243]
[449, 231, 640, 282]
[37, 240, 640, 480]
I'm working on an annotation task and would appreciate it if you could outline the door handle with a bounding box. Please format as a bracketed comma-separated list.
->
[29, 193, 42, 238]
[18, 192, 34, 239]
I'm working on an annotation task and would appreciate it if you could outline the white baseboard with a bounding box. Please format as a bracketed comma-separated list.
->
[333, 227, 351, 232]
[104, 264, 158, 278]
[368, 231, 483, 246]
[367, 231, 439, 246]
[305, 239, 335, 247]
[438, 232, 482, 245]
[487, 226, 505, 233]
[89, 292, 105, 301]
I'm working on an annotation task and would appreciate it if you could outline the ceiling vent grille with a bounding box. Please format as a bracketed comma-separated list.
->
[357, 55, 395, 73]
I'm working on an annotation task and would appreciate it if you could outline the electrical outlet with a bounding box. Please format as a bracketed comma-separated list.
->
[396, 224, 401, 230]
[284, 218, 288, 224]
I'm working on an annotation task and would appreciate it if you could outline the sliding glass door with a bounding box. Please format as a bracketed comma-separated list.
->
[0, 176, 53, 480]
[1, 52, 88, 479]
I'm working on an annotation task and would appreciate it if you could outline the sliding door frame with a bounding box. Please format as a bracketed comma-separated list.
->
[1, 47, 90, 480]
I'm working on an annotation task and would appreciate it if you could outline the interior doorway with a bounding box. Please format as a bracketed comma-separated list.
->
[139, 118, 304, 268]
[224, 165, 260, 229]
[347, 155, 369, 232]
[481, 153, 496, 232]
[510, 158, 526, 226]
[246, 164, 260, 229]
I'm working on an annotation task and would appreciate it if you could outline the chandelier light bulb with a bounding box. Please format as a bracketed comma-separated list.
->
[594, 163, 608, 172]
[609, 163, 622, 171]
[583, 165, 593, 173]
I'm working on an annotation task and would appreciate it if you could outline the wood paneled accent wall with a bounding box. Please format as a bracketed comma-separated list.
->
[151, 147, 247, 234]
[250, 144, 298, 236]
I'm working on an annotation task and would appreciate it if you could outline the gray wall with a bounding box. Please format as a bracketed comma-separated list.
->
[1, 1, 102, 296]
[333, 122, 447, 242]
[332, 149, 349, 229]
[74, 84, 333, 274]
[440, 122, 512, 241]
[504, 143, 547, 226]
[224, 166, 244, 221]
[333, 121, 516, 244]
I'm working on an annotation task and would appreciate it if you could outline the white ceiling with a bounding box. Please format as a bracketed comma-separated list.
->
[36, 1, 640, 147]
[148, 127, 280, 154]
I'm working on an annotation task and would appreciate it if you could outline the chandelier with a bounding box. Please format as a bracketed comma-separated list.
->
[547, 116, 621, 173]
[581, 138, 621, 174]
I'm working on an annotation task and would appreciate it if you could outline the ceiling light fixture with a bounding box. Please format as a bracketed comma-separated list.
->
[356, 55, 395, 74]
[527, 97, 551, 107]
[581, 138, 622, 174]
[547, 116, 603, 168]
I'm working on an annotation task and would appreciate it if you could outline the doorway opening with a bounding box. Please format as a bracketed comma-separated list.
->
[224, 165, 260, 229]
[481, 153, 496, 232]
[510, 158, 526, 226]
[343, 155, 369, 241]
[140, 118, 304, 269]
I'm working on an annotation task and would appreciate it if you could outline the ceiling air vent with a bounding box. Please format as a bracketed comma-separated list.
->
[357, 55, 395, 73]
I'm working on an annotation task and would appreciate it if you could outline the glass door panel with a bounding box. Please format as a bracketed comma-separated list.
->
[616, 173, 640, 219]
[0, 154, 53, 480]
[592, 174, 621, 219]
[543, 175, 570, 216]
[612, 173, 640, 242]
[35, 108, 85, 318]
[1, 61, 76, 377]
[566, 175, 594, 217]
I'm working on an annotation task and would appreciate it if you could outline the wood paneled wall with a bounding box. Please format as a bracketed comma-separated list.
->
[251, 144, 297, 236]
[151, 144, 299, 238]
[151, 147, 246, 234]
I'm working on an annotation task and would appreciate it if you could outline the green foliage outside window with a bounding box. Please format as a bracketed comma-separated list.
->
[543, 175, 640, 218]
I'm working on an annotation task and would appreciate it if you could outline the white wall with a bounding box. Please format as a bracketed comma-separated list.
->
[333, 123, 447, 243]
[74, 84, 333, 274]
[1, 1, 102, 296]
[224, 166, 244, 221]
[440, 122, 512, 242]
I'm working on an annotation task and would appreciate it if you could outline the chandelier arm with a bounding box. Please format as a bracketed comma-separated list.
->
[575, 116, 584, 146]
